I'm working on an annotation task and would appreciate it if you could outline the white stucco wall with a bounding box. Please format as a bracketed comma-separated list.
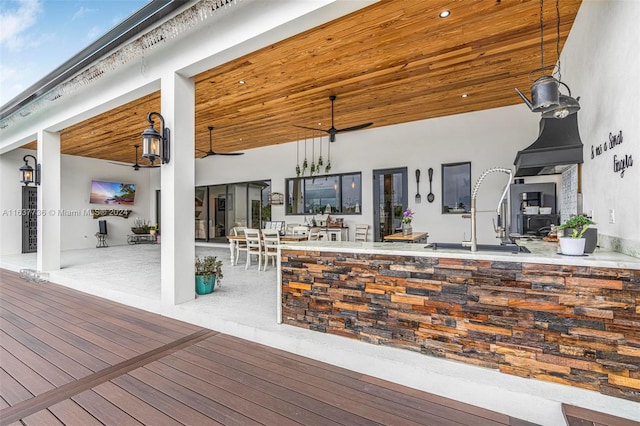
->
[1, 148, 152, 254]
[561, 0, 640, 254]
[2, 0, 639, 257]
[195, 104, 542, 245]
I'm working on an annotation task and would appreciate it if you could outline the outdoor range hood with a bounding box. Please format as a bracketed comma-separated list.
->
[513, 113, 584, 177]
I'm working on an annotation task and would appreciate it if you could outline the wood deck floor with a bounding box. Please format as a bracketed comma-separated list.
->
[0, 268, 539, 426]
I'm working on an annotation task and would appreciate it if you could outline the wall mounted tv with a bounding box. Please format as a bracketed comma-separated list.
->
[90, 180, 136, 205]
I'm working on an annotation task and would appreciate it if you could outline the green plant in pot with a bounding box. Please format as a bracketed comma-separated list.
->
[556, 215, 595, 255]
[195, 255, 223, 295]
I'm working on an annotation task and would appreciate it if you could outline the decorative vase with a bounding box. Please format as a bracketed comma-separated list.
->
[402, 222, 412, 236]
[558, 237, 586, 256]
[195, 274, 216, 294]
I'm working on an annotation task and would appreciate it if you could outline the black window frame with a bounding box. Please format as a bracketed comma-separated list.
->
[441, 162, 471, 214]
[285, 172, 362, 215]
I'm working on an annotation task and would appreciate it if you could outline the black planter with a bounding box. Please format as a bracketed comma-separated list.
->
[583, 227, 597, 253]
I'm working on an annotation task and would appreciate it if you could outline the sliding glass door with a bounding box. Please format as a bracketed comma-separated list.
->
[195, 180, 271, 242]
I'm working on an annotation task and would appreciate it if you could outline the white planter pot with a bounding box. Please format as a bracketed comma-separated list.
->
[559, 237, 586, 256]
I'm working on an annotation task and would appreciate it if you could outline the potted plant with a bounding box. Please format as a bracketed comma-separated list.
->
[556, 214, 595, 255]
[401, 208, 414, 236]
[132, 218, 151, 234]
[195, 255, 223, 295]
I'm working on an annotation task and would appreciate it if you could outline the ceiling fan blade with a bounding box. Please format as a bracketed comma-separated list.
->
[203, 125, 246, 157]
[293, 124, 328, 133]
[336, 122, 373, 133]
[137, 164, 161, 168]
[108, 161, 141, 169]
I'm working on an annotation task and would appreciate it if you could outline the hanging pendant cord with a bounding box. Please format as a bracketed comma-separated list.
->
[539, 0, 544, 74]
[555, 0, 561, 81]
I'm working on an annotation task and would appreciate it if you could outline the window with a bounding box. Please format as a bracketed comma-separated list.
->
[286, 172, 361, 215]
[442, 162, 471, 214]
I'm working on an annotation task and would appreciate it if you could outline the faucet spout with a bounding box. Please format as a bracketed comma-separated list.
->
[466, 167, 513, 252]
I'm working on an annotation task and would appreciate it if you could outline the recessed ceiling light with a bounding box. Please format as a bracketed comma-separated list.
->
[238, 80, 245, 85]
[461, 93, 468, 98]
[439, 10, 450, 18]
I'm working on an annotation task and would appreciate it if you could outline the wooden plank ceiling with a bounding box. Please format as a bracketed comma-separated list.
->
[26, 0, 582, 164]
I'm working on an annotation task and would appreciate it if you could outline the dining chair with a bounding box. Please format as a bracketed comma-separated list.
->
[243, 228, 262, 270]
[285, 223, 302, 236]
[232, 226, 247, 265]
[307, 226, 322, 241]
[261, 228, 280, 271]
[355, 224, 369, 242]
[292, 225, 309, 236]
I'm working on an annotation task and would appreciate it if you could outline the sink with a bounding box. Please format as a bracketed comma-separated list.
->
[426, 242, 530, 253]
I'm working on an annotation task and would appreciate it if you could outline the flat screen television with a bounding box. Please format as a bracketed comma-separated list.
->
[90, 180, 136, 205]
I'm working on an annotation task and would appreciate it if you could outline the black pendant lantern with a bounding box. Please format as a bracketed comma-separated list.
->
[515, 0, 582, 119]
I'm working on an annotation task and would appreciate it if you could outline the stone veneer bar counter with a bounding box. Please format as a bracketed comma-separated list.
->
[278, 240, 640, 404]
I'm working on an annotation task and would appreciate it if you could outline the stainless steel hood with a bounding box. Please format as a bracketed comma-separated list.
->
[513, 113, 584, 177]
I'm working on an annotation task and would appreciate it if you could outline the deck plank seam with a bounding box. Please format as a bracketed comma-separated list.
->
[0, 328, 217, 426]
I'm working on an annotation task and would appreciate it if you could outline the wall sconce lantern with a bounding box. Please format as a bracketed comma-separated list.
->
[141, 112, 170, 165]
[20, 154, 40, 186]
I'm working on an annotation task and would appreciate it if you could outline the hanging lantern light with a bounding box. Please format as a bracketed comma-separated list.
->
[516, 0, 580, 118]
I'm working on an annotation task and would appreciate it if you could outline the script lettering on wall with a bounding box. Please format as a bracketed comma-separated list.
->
[590, 130, 633, 177]
[91, 209, 132, 219]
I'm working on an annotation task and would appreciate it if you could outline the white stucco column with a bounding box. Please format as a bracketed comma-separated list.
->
[160, 72, 195, 305]
[37, 130, 61, 271]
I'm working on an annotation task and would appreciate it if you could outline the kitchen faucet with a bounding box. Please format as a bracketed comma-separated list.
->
[461, 167, 513, 252]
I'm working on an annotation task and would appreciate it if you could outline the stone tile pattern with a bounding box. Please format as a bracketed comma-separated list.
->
[281, 250, 640, 402]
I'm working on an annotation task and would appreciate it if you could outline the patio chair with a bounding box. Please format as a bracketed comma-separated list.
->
[308, 227, 323, 241]
[285, 223, 301, 236]
[355, 224, 369, 242]
[243, 228, 262, 270]
[232, 226, 247, 265]
[261, 228, 280, 271]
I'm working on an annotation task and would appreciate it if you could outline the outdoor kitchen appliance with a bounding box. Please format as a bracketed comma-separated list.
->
[513, 114, 584, 177]
[510, 182, 557, 235]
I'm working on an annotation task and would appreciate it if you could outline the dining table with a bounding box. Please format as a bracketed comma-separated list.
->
[226, 233, 308, 266]
[382, 231, 429, 243]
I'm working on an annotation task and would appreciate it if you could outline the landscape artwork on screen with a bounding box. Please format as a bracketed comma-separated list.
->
[90, 180, 136, 205]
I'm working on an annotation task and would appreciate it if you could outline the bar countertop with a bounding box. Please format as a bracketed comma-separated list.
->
[279, 239, 640, 270]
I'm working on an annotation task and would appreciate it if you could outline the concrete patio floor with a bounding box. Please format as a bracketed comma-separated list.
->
[2, 243, 638, 425]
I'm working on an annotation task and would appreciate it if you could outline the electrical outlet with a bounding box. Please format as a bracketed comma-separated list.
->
[608, 209, 615, 224]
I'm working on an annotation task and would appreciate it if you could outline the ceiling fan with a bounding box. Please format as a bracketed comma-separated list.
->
[294, 95, 373, 142]
[198, 126, 245, 158]
[109, 145, 160, 170]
